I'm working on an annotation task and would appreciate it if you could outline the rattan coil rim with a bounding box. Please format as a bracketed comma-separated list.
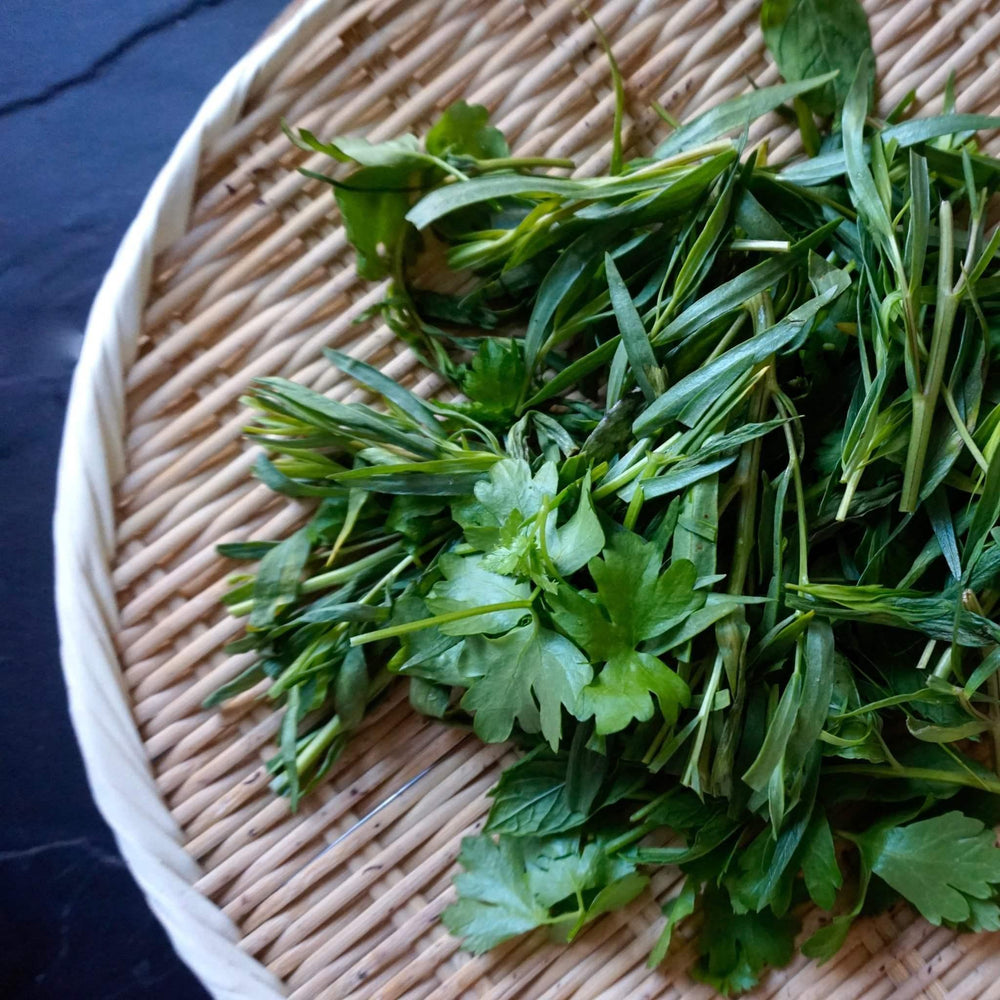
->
[52, 2, 341, 996]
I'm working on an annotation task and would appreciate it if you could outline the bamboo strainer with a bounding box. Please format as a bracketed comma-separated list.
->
[54, 0, 1000, 997]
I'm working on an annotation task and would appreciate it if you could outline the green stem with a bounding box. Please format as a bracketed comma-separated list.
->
[301, 542, 406, 596]
[602, 820, 659, 855]
[824, 762, 1000, 794]
[836, 466, 865, 522]
[271, 714, 343, 794]
[350, 598, 535, 646]
[473, 156, 576, 172]
[728, 239, 791, 253]
[771, 389, 809, 586]
[297, 715, 343, 773]
[425, 154, 469, 182]
[230, 542, 407, 619]
[592, 448, 658, 500]
[900, 200, 957, 512]
[681, 651, 725, 793]
[629, 791, 671, 823]
[357, 533, 452, 607]
[941, 384, 989, 473]
[988, 671, 1000, 779]
[729, 374, 769, 596]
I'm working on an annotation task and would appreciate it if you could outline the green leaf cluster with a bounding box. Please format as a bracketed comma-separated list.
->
[214, 22, 1000, 993]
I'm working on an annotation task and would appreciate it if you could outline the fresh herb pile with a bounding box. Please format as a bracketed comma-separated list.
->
[212, 5, 1000, 992]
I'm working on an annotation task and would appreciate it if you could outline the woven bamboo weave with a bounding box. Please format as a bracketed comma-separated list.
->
[56, 0, 1000, 997]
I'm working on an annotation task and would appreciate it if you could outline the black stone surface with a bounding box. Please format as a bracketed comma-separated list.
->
[2, 3, 286, 997]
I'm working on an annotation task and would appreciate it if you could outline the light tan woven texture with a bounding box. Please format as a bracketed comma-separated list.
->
[63, 0, 1000, 997]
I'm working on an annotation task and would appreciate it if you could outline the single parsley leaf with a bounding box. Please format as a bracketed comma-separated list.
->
[468, 460, 603, 581]
[455, 458, 556, 552]
[332, 165, 418, 280]
[525, 836, 604, 908]
[591, 531, 703, 640]
[531, 837, 647, 939]
[445, 834, 643, 953]
[545, 473, 605, 576]
[549, 531, 700, 733]
[760, 0, 874, 117]
[444, 835, 552, 952]
[475, 458, 557, 526]
[460, 619, 592, 748]
[855, 810, 1000, 925]
[460, 339, 527, 421]
[583, 649, 691, 735]
[462, 457, 590, 586]
[425, 554, 531, 635]
[425, 101, 510, 160]
[695, 885, 799, 995]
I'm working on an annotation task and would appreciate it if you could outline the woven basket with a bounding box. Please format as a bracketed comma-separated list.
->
[54, 0, 1000, 997]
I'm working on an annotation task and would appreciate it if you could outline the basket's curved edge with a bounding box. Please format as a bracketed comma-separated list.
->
[52, 2, 347, 997]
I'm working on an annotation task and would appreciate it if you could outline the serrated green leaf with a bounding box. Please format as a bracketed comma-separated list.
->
[425, 101, 509, 160]
[855, 811, 1000, 925]
[461, 619, 592, 748]
[444, 836, 552, 952]
[426, 555, 531, 635]
[445, 834, 642, 953]
[695, 885, 799, 995]
[461, 339, 526, 420]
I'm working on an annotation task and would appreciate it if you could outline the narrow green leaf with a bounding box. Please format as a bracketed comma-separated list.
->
[648, 881, 697, 967]
[605, 252, 660, 402]
[842, 52, 896, 255]
[323, 347, 442, 432]
[521, 338, 621, 408]
[653, 72, 839, 157]
[779, 115, 1000, 186]
[800, 811, 843, 909]
[651, 218, 843, 347]
[407, 175, 582, 230]
[280, 686, 303, 812]
[249, 528, 312, 629]
[635, 281, 847, 436]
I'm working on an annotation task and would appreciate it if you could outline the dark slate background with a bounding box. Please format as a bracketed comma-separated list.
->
[1, 3, 286, 996]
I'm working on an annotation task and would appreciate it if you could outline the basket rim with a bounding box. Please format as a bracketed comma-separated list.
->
[52, 1, 345, 996]
[52, 0, 1000, 996]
